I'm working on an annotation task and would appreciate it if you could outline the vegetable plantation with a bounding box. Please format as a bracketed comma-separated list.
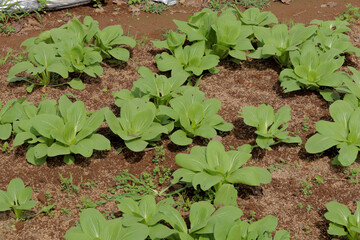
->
[0, 1, 359, 240]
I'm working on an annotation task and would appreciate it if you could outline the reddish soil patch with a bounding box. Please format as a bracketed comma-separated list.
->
[0, 1, 359, 239]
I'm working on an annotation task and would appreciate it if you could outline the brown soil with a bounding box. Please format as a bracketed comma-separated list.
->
[0, 0, 359, 239]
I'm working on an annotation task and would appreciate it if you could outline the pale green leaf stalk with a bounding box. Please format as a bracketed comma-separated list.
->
[240, 104, 302, 150]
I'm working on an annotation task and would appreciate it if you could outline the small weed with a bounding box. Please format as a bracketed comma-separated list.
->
[103, 210, 116, 220]
[302, 117, 309, 132]
[336, 3, 360, 22]
[81, 180, 98, 189]
[102, 88, 108, 93]
[344, 168, 360, 184]
[136, 35, 150, 46]
[0, 141, 13, 153]
[306, 205, 313, 212]
[234, 0, 269, 9]
[153, 145, 165, 165]
[58, 173, 81, 194]
[144, 3, 168, 14]
[314, 175, 323, 184]
[76, 196, 96, 209]
[65, 11, 72, 17]
[61, 208, 71, 216]
[298, 202, 303, 209]
[45, 191, 53, 202]
[176, 194, 192, 212]
[249, 211, 256, 223]
[92, 0, 103, 8]
[300, 180, 313, 195]
[304, 225, 311, 234]
[267, 163, 284, 173]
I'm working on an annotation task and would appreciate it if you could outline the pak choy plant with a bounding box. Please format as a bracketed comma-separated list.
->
[305, 100, 360, 167]
[209, 9, 254, 61]
[324, 201, 360, 240]
[155, 198, 288, 239]
[105, 98, 168, 152]
[337, 67, 360, 108]
[158, 88, 233, 146]
[240, 104, 302, 150]
[128, 66, 189, 107]
[0, 178, 37, 220]
[155, 40, 220, 80]
[173, 8, 218, 45]
[117, 195, 177, 239]
[160, 201, 243, 239]
[235, 7, 278, 28]
[64, 208, 149, 240]
[13, 95, 110, 165]
[279, 44, 347, 101]
[7, 42, 69, 91]
[0, 98, 25, 140]
[249, 23, 317, 67]
[93, 24, 136, 63]
[152, 30, 186, 53]
[172, 140, 271, 207]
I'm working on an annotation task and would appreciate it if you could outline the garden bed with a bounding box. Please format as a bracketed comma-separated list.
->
[0, 0, 360, 239]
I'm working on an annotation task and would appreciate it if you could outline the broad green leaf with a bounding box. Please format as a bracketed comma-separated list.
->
[305, 133, 339, 153]
[325, 201, 351, 226]
[68, 78, 85, 90]
[0, 124, 12, 140]
[337, 144, 358, 166]
[108, 48, 130, 61]
[26, 146, 47, 165]
[214, 184, 237, 207]
[47, 142, 71, 157]
[192, 172, 222, 190]
[171, 130, 193, 146]
[125, 138, 148, 152]
[31, 114, 64, 139]
[70, 139, 93, 157]
[227, 167, 271, 186]
[88, 134, 110, 151]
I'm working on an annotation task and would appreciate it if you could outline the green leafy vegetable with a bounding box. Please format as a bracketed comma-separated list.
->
[94, 24, 136, 62]
[210, 10, 254, 60]
[13, 95, 110, 165]
[235, 7, 278, 27]
[305, 100, 360, 166]
[159, 88, 232, 145]
[324, 201, 360, 240]
[172, 140, 271, 206]
[155, 40, 220, 77]
[64, 208, 149, 240]
[0, 178, 37, 220]
[105, 98, 168, 152]
[0, 98, 25, 140]
[240, 104, 302, 149]
[279, 43, 347, 101]
[249, 23, 317, 67]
